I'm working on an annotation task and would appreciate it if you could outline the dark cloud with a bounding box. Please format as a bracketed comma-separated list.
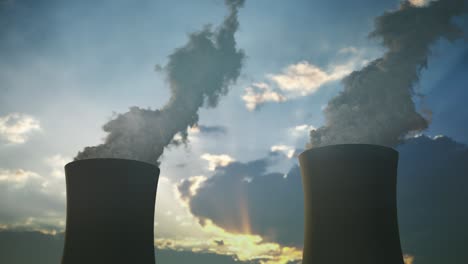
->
[75, 0, 245, 164]
[181, 135, 468, 264]
[197, 124, 228, 135]
[0, 231, 64, 264]
[0, 231, 254, 264]
[178, 156, 304, 247]
[397, 135, 468, 264]
[309, 0, 467, 148]
[178, 176, 196, 202]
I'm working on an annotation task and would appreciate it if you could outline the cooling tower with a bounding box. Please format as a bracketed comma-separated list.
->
[61, 158, 159, 264]
[298, 144, 404, 264]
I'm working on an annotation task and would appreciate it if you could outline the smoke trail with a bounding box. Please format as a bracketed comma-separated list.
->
[75, 0, 245, 164]
[309, 0, 466, 148]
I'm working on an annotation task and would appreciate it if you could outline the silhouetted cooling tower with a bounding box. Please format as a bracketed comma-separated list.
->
[62, 158, 159, 264]
[298, 144, 404, 264]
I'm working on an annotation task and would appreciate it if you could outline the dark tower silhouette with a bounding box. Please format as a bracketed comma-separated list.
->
[62, 158, 159, 264]
[298, 144, 404, 264]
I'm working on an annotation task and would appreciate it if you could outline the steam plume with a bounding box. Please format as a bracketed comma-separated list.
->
[309, 0, 466, 148]
[75, 0, 245, 164]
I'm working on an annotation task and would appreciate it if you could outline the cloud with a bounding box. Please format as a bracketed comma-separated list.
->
[201, 153, 235, 171]
[155, 224, 302, 264]
[75, 0, 245, 164]
[397, 135, 468, 264]
[0, 170, 64, 231]
[45, 154, 71, 179]
[0, 231, 64, 264]
[242, 82, 286, 111]
[270, 145, 295, 159]
[308, 0, 467, 148]
[179, 155, 305, 247]
[0, 113, 40, 144]
[159, 174, 303, 264]
[408, 0, 437, 7]
[0, 229, 301, 264]
[4, 135, 466, 263]
[0, 169, 41, 186]
[0, 230, 257, 264]
[156, 247, 252, 264]
[268, 61, 351, 95]
[177, 175, 208, 203]
[289, 124, 316, 138]
[0, 155, 69, 231]
[242, 50, 369, 110]
[178, 133, 468, 264]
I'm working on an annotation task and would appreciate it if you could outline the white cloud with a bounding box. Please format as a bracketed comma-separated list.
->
[408, 0, 436, 7]
[270, 145, 295, 159]
[201, 153, 235, 171]
[289, 124, 316, 138]
[0, 113, 41, 144]
[0, 166, 64, 231]
[268, 61, 350, 96]
[0, 154, 68, 192]
[242, 48, 369, 110]
[242, 82, 286, 111]
[404, 132, 446, 141]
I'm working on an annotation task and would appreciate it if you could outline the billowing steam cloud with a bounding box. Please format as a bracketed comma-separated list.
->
[309, 0, 466, 148]
[75, 0, 245, 164]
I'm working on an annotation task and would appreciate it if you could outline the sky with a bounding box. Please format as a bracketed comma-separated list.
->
[1, 0, 467, 263]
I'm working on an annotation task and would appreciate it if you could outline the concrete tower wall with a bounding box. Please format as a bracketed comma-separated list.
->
[299, 144, 404, 264]
[62, 158, 159, 264]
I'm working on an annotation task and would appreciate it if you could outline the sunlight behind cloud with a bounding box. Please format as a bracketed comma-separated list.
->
[158, 175, 304, 263]
[201, 153, 235, 171]
[181, 175, 208, 199]
[408, 0, 435, 7]
[155, 219, 303, 264]
[268, 61, 349, 95]
[270, 145, 295, 159]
